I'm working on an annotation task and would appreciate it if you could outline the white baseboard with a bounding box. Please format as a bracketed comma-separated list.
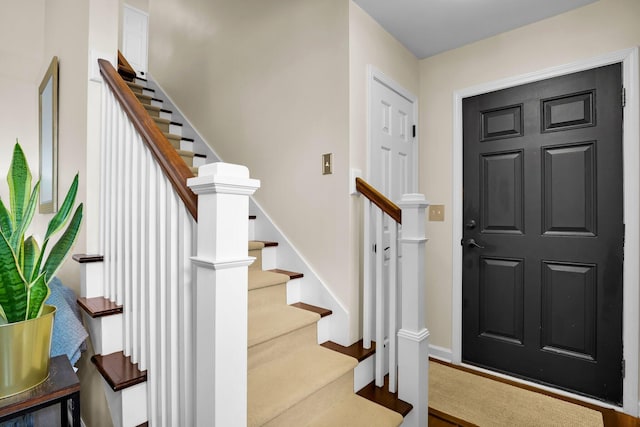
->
[429, 344, 453, 362]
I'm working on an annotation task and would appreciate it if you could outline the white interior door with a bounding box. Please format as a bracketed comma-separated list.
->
[367, 67, 418, 374]
[369, 71, 417, 201]
[122, 5, 149, 78]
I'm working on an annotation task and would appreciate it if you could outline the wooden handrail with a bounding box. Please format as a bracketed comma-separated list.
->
[355, 177, 401, 224]
[99, 59, 198, 220]
[117, 51, 137, 81]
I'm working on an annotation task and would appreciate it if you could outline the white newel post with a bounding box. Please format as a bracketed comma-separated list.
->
[187, 163, 260, 427]
[397, 194, 429, 427]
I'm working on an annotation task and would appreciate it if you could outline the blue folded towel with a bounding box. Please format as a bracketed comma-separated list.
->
[46, 277, 88, 365]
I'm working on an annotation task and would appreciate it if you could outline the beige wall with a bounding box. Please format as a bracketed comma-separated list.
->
[148, 0, 357, 333]
[348, 2, 419, 336]
[419, 0, 640, 350]
[0, 1, 47, 249]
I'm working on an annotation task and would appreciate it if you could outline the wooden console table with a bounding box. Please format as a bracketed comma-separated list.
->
[0, 355, 80, 426]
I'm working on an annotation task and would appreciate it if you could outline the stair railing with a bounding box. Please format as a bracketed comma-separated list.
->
[97, 58, 259, 426]
[356, 177, 430, 427]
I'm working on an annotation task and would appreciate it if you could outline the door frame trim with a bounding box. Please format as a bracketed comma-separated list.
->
[451, 47, 640, 415]
[366, 65, 419, 192]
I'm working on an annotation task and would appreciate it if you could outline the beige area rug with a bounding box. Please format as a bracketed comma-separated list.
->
[429, 362, 604, 427]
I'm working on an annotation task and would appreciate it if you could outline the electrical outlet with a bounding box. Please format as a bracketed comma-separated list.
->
[322, 153, 332, 175]
[429, 205, 445, 221]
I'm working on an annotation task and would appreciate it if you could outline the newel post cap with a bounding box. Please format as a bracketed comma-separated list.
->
[187, 162, 261, 196]
[397, 193, 429, 209]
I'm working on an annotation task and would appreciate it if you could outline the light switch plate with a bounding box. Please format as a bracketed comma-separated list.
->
[322, 153, 332, 175]
[429, 205, 445, 221]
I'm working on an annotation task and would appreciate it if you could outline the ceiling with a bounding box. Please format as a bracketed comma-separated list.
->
[353, 0, 598, 59]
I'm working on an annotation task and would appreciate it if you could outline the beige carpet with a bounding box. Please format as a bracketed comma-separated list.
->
[430, 362, 604, 427]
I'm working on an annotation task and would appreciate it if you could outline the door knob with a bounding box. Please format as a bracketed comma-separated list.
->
[465, 220, 477, 230]
[465, 238, 485, 249]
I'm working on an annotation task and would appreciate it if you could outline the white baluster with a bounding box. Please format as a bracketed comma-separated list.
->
[388, 221, 398, 393]
[375, 208, 384, 387]
[363, 200, 372, 349]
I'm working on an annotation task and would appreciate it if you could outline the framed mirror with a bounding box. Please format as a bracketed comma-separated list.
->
[39, 56, 58, 213]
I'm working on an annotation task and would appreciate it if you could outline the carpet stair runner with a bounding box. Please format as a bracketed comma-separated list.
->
[247, 241, 403, 426]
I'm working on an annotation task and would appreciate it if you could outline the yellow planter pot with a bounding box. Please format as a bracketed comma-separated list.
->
[0, 305, 56, 399]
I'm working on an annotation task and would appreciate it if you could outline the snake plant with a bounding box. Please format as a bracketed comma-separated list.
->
[0, 142, 83, 324]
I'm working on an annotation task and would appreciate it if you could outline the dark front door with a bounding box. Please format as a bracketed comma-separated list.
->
[462, 63, 624, 403]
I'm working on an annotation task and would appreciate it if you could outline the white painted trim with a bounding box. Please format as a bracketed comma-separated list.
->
[398, 328, 430, 342]
[452, 47, 640, 415]
[429, 344, 453, 362]
[190, 256, 255, 270]
[366, 65, 419, 191]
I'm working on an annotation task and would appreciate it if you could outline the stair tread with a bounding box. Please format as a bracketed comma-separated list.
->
[248, 240, 265, 251]
[248, 269, 290, 291]
[125, 81, 154, 93]
[177, 149, 194, 157]
[248, 345, 357, 426]
[163, 132, 181, 141]
[291, 302, 332, 318]
[307, 394, 403, 427]
[248, 303, 319, 348]
[72, 253, 104, 263]
[78, 296, 122, 318]
[357, 375, 413, 417]
[92, 351, 147, 392]
[269, 268, 303, 280]
[321, 339, 376, 362]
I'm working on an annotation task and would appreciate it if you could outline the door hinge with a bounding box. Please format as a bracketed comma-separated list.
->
[412, 125, 416, 138]
[622, 87, 626, 108]
[622, 359, 626, 378]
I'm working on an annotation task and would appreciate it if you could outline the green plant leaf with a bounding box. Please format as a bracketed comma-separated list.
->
[41, 203, 83, 283]
[0, 232, 27, 323]
[7, 143, 32, 226]
[44, 174, 78, 241]
[9, 181, 39, 253]
[23, 236, 40, 284]
[0, 199, 13, 238]
[25, 273, 49, 320]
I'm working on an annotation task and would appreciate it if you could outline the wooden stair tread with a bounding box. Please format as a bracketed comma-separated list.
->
[321, 339, 376, 362]
[269, 268, 303, 280]
[78, 296, 122, 318]
[254, 240, 278, 247]
[92, 351, 147, 392]
[291, 302, 332, 318]
[357, 374, 413, 417]
[72, 253, 104, 263]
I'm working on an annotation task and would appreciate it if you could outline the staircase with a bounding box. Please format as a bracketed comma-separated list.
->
[76, 58, 414, 426]
[78, 237, 405, 426]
